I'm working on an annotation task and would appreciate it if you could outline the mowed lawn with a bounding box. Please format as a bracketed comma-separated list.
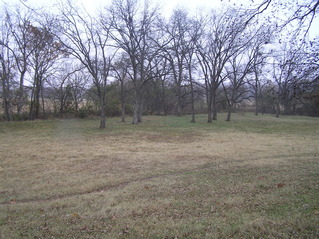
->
[0, 113, 318, 238]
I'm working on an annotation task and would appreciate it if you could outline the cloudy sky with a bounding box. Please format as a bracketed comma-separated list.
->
[3, 0, 229, 16]
[2, 0, 318, 38]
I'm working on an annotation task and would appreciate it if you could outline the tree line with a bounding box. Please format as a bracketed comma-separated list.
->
[1, 0, 318, 128]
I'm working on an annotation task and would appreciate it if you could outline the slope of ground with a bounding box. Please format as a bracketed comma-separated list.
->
[0, 113, 318, 238]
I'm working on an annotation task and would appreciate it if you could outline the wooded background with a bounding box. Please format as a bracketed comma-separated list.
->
[1, 0, 318, 127]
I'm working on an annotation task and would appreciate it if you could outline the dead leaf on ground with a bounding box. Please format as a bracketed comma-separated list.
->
[277, 183, 285, 188]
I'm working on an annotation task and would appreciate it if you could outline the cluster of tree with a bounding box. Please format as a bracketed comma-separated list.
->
[0, 0, 318, 128]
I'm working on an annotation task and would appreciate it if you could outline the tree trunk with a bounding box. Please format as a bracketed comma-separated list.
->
[3, 98, 13, 121]
[30, 75, 41, 120]
[176, 83, 182, 116]
[292, 99, 296, 115]
[41, 83, 45, 119]
[255, 88, 258, 116]
[212, 94, 217, 120]
[99, 96, 106, 129]
[120, 79, 126, 122]
[17, 70, 26, 120]
[100, 111, 106, 128]
[29, 89, 35, 120]
[59, 94, 65, 119]
[156, 98, 160, 116]
[276, 101, 280, 118]
[176, 96, 182, 116]
[207, 92, 213, 123]
[35, 84, 40, 119]
[207, 107, 213, 123]
[161, 79, 167, 116]
[138, 99, 143, 123]
[226, 107, 231, 121]
[261, 95, 264, 115]
[2, 78, 13, 122]
[189, 66, 195, 123]
[132, 102, 139, 124]
[1, 63, 13, 121]
[17, 87, 24, 119]
[254, 71, 259, 116]
[121, 103, 126, 122]
[29, 77, 40, 121]
[190, 108, 196, 123]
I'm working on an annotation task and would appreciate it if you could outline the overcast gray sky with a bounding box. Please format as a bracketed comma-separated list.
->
[2, 0, 231, 17]
[2, 0, 319, 38]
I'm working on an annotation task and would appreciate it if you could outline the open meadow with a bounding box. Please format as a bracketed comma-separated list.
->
[0, 113, 319, 238]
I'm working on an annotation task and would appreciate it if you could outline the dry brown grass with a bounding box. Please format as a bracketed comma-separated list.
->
[0, 114, 318, 238]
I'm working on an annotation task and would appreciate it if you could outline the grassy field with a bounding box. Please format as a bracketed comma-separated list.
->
[0, 113, 318, 238]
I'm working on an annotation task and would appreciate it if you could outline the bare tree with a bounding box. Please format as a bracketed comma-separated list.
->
[272, 40, 303, 117]
[112, 53, 130, 122]
[271, 36, 319, 117]
[57, 1, 113, 128]
[69, 70, 89, 115]
[27, 24, 63, 119]
[47, 64, 85, 118]
[250, 47, 267, 116]
[196, 8, 251, 122]
[245, 0, 319, 35]
[2, 7, 35, 119]
[108, 0, 160, 124]
[185, 17, 202, 123]
[222, 52, 253, 121]
[161, 9, 202, 121]
[161, 9, 190, 117]
[244, 25, 274, 116]
[0, 17, 15, 121]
